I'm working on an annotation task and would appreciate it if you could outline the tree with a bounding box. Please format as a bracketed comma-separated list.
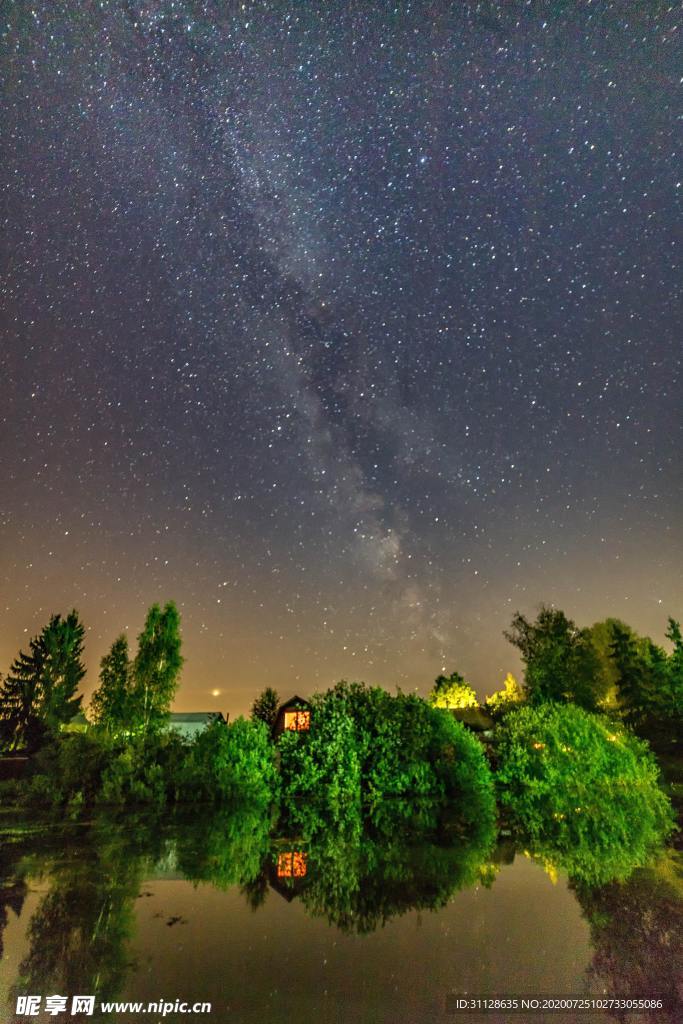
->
[609, 622, 656, 725]
[250, 687, 280, 729]
[129, 602, 183, 736]
[663, 618, 683, 722]
[181, 718, 277, 806]
[90, 635, 131, 733]
[494, 703, 673, 884]
[0, 611, 84, 751]
[485, 672, 524, 717]
[427, 670, 478, 709]
[609, 618, 683, 727]
[505, 606, 605, 710]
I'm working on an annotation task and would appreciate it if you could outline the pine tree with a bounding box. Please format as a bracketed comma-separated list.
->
[0, 611, 84, 750]
[664, 618, 683, 721]
[90, 635, 131, 733]
[129, 602, 183, 735]
[41, 611, 85, 730]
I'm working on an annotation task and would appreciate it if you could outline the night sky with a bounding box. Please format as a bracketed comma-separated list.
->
[1, 2, 680, 716]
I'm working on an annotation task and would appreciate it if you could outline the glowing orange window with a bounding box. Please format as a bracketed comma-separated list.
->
[284, 710, 310, 731]
[277, 851, 308, 877]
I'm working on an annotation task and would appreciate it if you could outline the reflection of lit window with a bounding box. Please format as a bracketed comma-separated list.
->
[284, 710, 310, 731]
[277, 851, 308, 877]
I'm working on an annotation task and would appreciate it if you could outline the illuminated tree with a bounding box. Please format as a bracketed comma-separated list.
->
[484, 673, 524, 717]
[180, 717, 277, 806]
[427, 670, 478, 709]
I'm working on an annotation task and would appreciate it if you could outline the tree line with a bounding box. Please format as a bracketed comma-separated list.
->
[0, 602, 182, 752]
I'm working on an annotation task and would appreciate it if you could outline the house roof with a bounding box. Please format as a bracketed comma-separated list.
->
[277, 696, 310, 711]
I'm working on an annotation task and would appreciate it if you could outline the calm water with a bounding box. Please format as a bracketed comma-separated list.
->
[0, 812, 680, 1024]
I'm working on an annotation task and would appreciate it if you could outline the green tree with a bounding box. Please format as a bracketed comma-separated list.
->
[278, 681, 496, 840]
[250, 686, 280, 728]
[609, 618, 683, 728]
[495, 703, 673, 884]
[180, 717, 277, 806]
[609, 622, 656, 725]
[505, 606, 605, 710]
[90, 635, 131, 733]
[129, 602, 183, 735]
[279, 688, 362, 834]
[665, 617, 683, 721]
[428, 670, 479, 709]
[0, 611, 84, 750]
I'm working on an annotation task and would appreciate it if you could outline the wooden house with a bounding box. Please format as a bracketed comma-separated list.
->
[272, 696, 311, 739]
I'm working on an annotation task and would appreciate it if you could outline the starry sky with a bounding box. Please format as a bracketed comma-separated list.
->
[1, 2, 681, 717]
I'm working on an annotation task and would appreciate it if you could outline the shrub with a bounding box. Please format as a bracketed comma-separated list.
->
[180, 718, 277, 806]
[494, 703, 674, 884]
[278, 682, 496, 839]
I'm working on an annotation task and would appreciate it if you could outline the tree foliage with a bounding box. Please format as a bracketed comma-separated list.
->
[428, 670, 479, 710]
[505, 607, 606, 711]
[609, 619, 682, 727]
[180, 717, 277, 806]
[495, 703, 673, 884]
[278, 681, 496, 840]
[0, 611, 84, 750]
[250, 686, 280, 728]
[129, 602, 183, 735]
[484, 672, 524, 717]
[90, 635, 131, 732]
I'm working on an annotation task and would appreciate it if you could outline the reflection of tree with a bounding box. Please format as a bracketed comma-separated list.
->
[294, 799, 496, 934]
[11, 819, 162, 1017]
[174, 804, 273, 892]
[574, 852, 683, 1023]
[0, 839, 29, 960]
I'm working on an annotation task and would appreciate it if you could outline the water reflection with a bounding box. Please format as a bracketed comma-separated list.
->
[0, 805, 679, 1021]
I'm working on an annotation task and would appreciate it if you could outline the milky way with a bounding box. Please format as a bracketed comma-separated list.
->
[1, 2, 680, 714]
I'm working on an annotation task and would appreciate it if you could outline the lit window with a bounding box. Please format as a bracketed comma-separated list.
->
[277, 851, 308, 878]
[284, 710, 310, 731]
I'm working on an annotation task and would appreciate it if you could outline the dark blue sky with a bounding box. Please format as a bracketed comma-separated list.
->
[1, 2, 680, 714]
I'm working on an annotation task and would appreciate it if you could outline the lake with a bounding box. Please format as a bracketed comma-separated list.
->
[1, 811, 680, 1024]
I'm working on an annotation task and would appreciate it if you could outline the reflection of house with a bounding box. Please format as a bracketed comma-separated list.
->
[168, 711, 227, 740]
[268, 846, 309, 901]
[272, 696, 311, 739]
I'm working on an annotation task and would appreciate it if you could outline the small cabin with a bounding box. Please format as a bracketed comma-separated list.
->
[168, 711, 227, 740]
[272, 696, 311, 739]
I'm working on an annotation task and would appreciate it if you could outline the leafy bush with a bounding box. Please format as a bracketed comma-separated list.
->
[494, 703, 674, 884]
[19, 731, 189, 811]
[278, 682, 496, 839]
[179, 718, 277, 806]
[23, 732, 112, 808]
[278, 689, 361, 834]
